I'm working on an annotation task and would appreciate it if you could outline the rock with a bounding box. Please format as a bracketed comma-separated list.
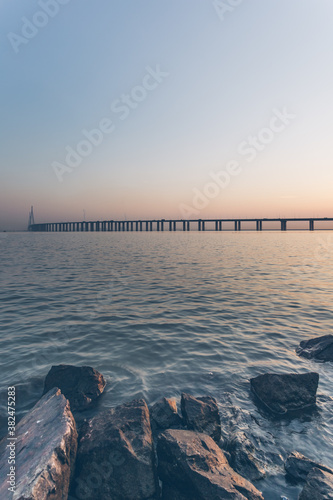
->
[226, 431, 266, 481]
[0, 387, 77, 500]
[150, 397, 182, 430]
[73, 398, 159, 500]
[285, 451, 333, 481]
[299, 467, 333, 499]
[219, 394, 278, 481]
[157, 429, 264, 500]
[296, 335, 333, 362]
[43, 364, 106, 411]
[250, 372, 319, 415]
[181, 393, 221, 442]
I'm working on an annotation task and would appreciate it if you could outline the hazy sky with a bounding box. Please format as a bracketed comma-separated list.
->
[1, 0, 333, 230]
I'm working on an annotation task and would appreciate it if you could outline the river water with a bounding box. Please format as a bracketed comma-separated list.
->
[1, 231, 332, 499]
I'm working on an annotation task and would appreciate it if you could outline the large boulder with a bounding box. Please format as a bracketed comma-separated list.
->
[250, 372, 319, 415]
[299, 467, 333, 499]
[43, 364, 106, 411]
[157, 429, 264, 500]
[181, 393, 221, 442]
[73, 398, 159, 500]
[296, 335, 333, 362]
[285, 451, 333, 481]
[0, 388, 77, 500]
[150, 397, 182, 431]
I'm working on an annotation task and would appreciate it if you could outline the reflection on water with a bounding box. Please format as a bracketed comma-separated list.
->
[0, 231, 333, 498]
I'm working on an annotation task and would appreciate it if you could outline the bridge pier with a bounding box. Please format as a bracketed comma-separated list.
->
[198, 220, 201, 231]
[309, 219, 314, 231]
[281, 220, 287, 231]
[256, 220, 262, 231]
[169, 221, 172, 231]
[173, 221, 176, 231]
[183, 221, 186, 231]
[161, 220, 164, 231]
[187, 220, 190, 231]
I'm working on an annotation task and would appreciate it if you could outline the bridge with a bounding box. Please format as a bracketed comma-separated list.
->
[28, 217, 333, 232]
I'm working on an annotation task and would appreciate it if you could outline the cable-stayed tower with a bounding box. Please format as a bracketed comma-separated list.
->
[28, 206, 35, 229]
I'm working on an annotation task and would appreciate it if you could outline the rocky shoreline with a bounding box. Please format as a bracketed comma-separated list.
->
[0, 334, 332, 499]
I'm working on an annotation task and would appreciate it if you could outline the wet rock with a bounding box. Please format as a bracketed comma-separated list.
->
[285, 451, 333, 481]
[43, 364, 106, 411]
[157, 429, 264, 499]
[0, 387, 77, 500]
[150, 397, 182, 431]
[296, 335, 333, 362]
[250, 372, 319, 415]
[226, 431, 266, 481]
[299, 467, 333, 499]
[74, 398, 159, 500]
[219, 393, 283, 481]
[181, 392, 221, 442]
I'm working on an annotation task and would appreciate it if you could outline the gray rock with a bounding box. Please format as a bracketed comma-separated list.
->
[0, 387, 77, 500]
[43, 364, 106, 411]
[250, 372, 319, 415]
[219, 394, 276, 481]
[285, 451, 333, 481]
[74, 398, 159, 500]
[157, 429, 264, 500]
[296, 335, 333, 362]
[226, 431, 266, 481]
[150, 397, 182, 430]
[299, 467, 333, 499]
[181, 393, 221, 442]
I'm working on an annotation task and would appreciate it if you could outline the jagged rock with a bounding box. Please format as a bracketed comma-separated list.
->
[299, 467, 333, 499]
[285, 451, 333, 481]
[150, 397, 182, 431]
[0, 388, 77, 500]
[73, 399, 159, 500]
[296, 335, 333, 362]
[181, 393, 221, 442]
[43, 364, 106, 411]
[219, 393, 283, 481]
[226, 431, 266, 481]
[157, 429, 264, 499]
[250, 372, 319, 415]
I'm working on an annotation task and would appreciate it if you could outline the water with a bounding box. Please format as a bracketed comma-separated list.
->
[1, 231, 333, 499]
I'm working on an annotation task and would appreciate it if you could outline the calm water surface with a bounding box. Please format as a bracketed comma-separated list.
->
[1, 231, 333, 499]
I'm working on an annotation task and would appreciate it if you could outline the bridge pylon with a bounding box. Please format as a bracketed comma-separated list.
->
[28, 206, 35, 230]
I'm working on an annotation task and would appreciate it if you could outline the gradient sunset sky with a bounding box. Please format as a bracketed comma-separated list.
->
[1, 1, 333, 230]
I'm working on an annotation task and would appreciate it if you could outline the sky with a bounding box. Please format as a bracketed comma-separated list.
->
[1, 0, 333, 230]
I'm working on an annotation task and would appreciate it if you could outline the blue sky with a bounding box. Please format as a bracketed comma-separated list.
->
[1, 0, 333, 229]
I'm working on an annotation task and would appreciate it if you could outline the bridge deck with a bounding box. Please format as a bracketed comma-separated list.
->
[28, 217, 333, 232]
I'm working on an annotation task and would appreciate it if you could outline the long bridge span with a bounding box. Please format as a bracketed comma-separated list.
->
[28, 217, 333, 232]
